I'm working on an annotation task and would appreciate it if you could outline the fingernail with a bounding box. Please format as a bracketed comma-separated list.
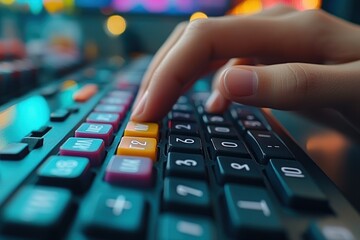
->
[223, 68, 258, 97]
[205, 90, 226, 113]
[131, 90, 148, 119]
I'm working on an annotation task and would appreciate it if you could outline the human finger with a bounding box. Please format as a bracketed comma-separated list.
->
[215, 61, 360, 112]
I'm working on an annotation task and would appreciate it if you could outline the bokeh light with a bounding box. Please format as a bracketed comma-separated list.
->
[190, 12, 208, 22]
[106, 15, 127, 36]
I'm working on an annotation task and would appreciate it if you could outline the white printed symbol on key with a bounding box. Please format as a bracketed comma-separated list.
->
[176, 185, 203, 197]
[106, 195, 132, 216]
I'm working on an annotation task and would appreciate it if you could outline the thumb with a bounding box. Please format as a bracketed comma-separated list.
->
[216, 62, 360, 110]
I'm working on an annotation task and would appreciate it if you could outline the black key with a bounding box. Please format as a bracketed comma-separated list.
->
[246, 130, 294, 163]
[216, 156, 263, 184]
[210, 138, 249, 157]
[176, 96, 189, 104]
[0, 143, 29, 160]
[2, 186, 72, 239]
[169, 121, 199, 136]
[207, 125, 238, 139]
[307, 220, 358, 240]
[202, 114, 231, 126]
[173, 104, 193, 113]
[84, 191, 146, 239]
[224, 184, 284, 239]
[166, 152, 206, 179]
[237, 119, 266, 132]
[158, 214, 214, 240]
[163, 177, 210, 213]
[37, 156, 92, 193]
[266, 159, 328, 210]
[230, 107, 259, 121]
[168, 135, 202, 154]
[31, 126, 51, 137]
[50, 109, 70, 122]
[21, 136, 44, 150]
[168, 111, 196, 122]
[67, 106, 80, 113]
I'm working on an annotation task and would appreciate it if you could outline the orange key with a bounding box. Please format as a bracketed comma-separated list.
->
[73, 84, 98, 102]
[124, 121, 159, 140]
[117, 136, 157, 161]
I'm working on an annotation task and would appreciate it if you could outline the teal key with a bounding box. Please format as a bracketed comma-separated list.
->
[163, 177, 210, 214]
[37, 155, 91, 193]
[2, 186, 72, 239]
[84, 190, 146, 239]
[158, 214, 215, 240]
[224, 184, 284, 239]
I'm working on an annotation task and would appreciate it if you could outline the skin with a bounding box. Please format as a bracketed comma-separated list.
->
[130, 5, 360, 132]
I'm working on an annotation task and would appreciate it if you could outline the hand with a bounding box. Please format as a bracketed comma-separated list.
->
[130, 5, 360, 131]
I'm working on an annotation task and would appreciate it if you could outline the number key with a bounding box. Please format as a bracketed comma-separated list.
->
[169, 121, 199, 136]
[210, 138, 249, 158]
[168, 135, 202, 154]
[166, 152, 206, 179]
[117, 136, 157, 161]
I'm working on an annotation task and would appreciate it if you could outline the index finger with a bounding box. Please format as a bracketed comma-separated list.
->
[131, 12, 327, 122]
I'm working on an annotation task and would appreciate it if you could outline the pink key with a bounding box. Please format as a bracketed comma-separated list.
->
[94, 104, 126, 114]
[86, 112, 121, 131]
[105, 155, 153, 187]
[59, 137, 105, 166]
[75, 123, 114, 146]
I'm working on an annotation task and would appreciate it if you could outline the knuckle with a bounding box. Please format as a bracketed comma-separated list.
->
[272, 63, 314, 108]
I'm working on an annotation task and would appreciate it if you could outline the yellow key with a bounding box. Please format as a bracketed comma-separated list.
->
[117, 136, 157, 161]
[124, 121, 159, 140]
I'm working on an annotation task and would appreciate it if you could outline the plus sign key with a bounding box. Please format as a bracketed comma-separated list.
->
[84, 191, 146, 239]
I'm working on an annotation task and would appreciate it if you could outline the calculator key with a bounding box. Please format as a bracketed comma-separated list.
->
[117, 136, 157, 161]
[60, 137, 105, 167]
[230, 107, 259, 121]
[206, 125, 238, 139]
[0, 143, 29, 160]
[37, 156, 91, 193]
[172, 104, 193, 113]
[166, 152, 206, 179]
[86, 112, 122, 131]
[84, 191, 146, 239]
[75, 123, 114, 146]
[158, 214, 214, 240]
[202, 114, 231, 125]
[105, 155, 153, 187]
[169, 121, 199, 136]
[73, 83, 98, 102]
[246, 130, 294, 163]
[31, 126, 51, 137]
[224, 184, 284, 239]
[163, 178, 210, 213]
[94, 104, 126, 114]
[210, 138, 249, 157]
[21, 136, 44, 150]
[266, 159, 328, 209]
[307, 220, 358, 240]
[2, 186, 72, 239]
[237, 120, 266, 131]
[176, 96, 189, 104]
[168, 135, 202, 154]
[216, 156, 263, 185]
[168, 111, 196, 122]
[124, 121, 159, 140]
[50, 109, 70, 122]
[101, 96, 129, 105]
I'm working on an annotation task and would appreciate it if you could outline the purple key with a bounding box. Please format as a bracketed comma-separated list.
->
[75, 123, 114, 146]
[86, 112, 121, 131]
[59, 137, 105, 166]
[105, 155, 153, 187]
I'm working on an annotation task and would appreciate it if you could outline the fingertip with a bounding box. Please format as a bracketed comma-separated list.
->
[205, 89, 229, 113]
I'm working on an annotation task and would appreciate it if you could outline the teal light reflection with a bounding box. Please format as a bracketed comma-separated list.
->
[29, 0, 43, 15]
[0, 95, 50, 148]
